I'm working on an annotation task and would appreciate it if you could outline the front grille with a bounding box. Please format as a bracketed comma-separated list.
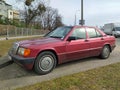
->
[11, 43, 19, 54]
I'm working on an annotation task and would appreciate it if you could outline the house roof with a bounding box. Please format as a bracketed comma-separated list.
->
[0, 0, 12, 6]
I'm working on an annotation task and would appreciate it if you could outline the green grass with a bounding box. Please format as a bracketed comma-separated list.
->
[0, 35, 8, 38]
[0, 36, 41, 57]
[16, 62, 120, 90]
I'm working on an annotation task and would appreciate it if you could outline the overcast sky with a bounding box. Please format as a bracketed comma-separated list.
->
[5, 0, 120, 26]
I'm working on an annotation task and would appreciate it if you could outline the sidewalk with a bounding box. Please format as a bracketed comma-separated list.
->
[0, 55, 10, 65]
[0, 35, 44, 41]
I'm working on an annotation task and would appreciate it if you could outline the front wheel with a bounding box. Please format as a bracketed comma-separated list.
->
[100, 45, 110, 59]
[34, 51, 57, 75]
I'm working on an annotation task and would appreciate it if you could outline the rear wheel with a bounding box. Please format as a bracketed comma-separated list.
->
[34, 51, 57, 75]
[100, 45, 110, 59]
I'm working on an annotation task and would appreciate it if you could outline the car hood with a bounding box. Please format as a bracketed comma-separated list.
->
[17, 37, 62, 47]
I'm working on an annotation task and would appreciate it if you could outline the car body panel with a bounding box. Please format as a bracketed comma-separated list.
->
[65, 39, 90, 62]
[9, 26, 116, 70]
[87, 37, 104, 56]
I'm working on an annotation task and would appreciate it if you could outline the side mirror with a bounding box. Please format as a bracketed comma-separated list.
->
[67, 36, 76, 41]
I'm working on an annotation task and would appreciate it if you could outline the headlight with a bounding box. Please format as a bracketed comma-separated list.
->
[11, 43, 19, 54]
[18, 47, 31, 57]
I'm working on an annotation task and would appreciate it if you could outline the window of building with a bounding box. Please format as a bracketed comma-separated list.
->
[10, 12, 12, 15]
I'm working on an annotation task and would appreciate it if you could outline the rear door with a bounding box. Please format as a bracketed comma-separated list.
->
[86, 28, 104, 56]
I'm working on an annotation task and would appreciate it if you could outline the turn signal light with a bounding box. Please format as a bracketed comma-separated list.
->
[24, 49, 31, 57]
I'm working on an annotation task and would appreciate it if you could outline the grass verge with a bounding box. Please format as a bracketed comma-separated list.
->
[0, 36, 41, 57]
[16, 62, 120, 90]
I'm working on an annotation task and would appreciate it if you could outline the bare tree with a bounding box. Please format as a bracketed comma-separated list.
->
[22, 0, 46, 27]
[16, 0, 64, 29]
[54, 15, 64, 29]
[39, 7, 64, 30]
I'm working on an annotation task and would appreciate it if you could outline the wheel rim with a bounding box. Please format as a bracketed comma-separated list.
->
[39, 55, 54, 72]
[103, 47, 110, 58]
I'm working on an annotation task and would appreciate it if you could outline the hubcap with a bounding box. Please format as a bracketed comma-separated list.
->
[103, 47, 109, 58]
[39, 55, 54, 72]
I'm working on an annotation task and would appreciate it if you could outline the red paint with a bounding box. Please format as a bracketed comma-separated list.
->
[11, 26, 116, 70]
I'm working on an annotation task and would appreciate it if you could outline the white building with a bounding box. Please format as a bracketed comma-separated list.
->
[8, 10, 19, 20]
[0, 0, 12, 19]
[0, 0, 20, 20]
[8, 10, 13, 19]
[13, 10, 20, 20]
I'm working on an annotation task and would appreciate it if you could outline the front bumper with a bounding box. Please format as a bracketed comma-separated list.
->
[9, 52, 35, 70]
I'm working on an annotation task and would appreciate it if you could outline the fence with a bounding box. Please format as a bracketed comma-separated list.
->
[0, 27, 48, 38]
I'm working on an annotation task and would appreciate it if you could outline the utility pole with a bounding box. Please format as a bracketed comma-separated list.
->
[74, 10, 80, 25]
[74, 14, 76, 25]
[79, 0, 85, 25]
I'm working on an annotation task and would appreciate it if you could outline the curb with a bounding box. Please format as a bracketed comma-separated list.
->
[0, 60, 14, 69]
[0, 56, 13, 69]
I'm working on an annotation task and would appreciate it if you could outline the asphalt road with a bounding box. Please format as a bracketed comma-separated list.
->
[0, 38, 120, 90]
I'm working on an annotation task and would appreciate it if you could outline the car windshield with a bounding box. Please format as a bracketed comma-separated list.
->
[45, 27, 72, 39]
[115, 27, 120, 31]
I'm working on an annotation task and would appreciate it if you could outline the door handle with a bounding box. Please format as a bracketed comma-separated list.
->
[101, 38, 104, 40]
[85, 39, 89, 42]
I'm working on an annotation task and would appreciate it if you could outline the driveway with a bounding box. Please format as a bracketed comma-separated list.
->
[0, 38, 120, 90]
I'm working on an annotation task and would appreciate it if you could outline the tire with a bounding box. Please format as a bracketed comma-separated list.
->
[34, 51, 57, 75]
[100, 45, 110, 59]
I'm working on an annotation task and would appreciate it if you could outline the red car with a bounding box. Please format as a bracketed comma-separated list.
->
[9, 26, 116, 75]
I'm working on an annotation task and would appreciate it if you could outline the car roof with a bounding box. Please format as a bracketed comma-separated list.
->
[63, 25, 97, 28]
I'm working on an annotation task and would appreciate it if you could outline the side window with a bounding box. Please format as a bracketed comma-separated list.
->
[86, 28, 97, 38]
[96, 30, 102, 37]
[86, 28, 102, 38]
[71, 28, 86, 40]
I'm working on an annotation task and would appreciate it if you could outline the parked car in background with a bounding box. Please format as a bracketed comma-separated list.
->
[9, 26, 116, 75]
[103, 23, 120, 38]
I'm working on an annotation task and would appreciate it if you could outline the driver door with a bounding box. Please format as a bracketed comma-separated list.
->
[66, 28, 90, 61]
